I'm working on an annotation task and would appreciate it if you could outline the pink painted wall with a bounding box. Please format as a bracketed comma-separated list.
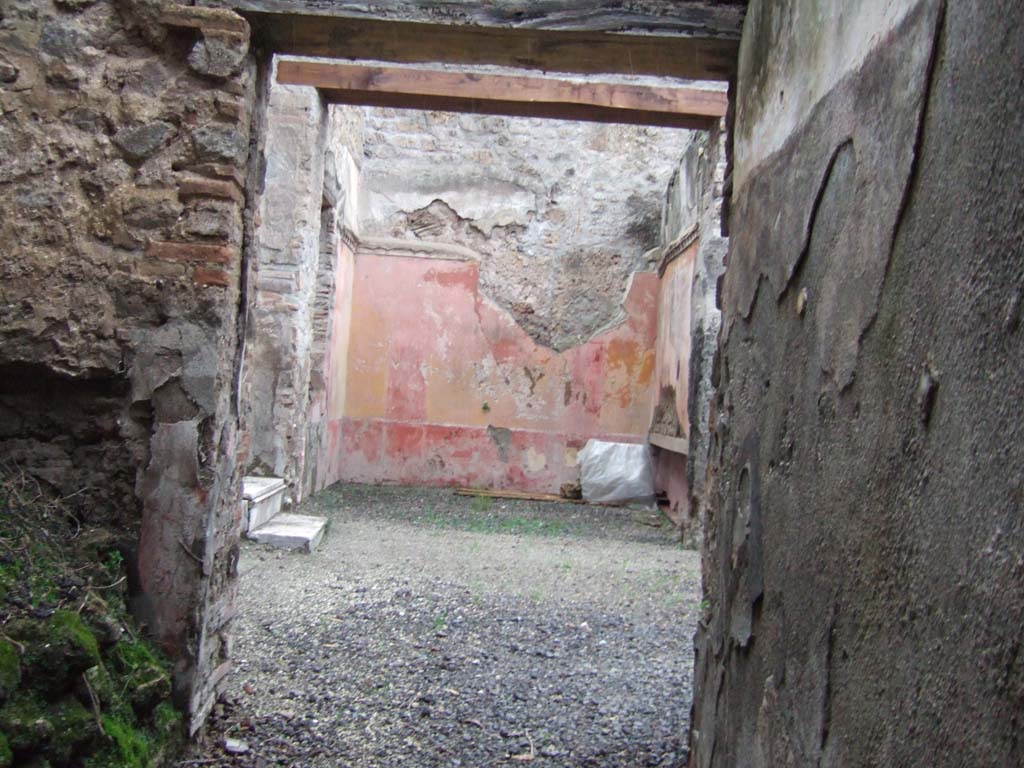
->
[652, 241, 698, 523]
[653, 242, 697, 436]
[654, 449, 689, 527]
[338, 250, 658, 493]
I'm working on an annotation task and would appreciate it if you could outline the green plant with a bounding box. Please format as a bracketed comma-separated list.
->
[103, 550, 124, 577]
[421, 508, 449, 528]
[469, 495, 493, 514]
[89, 715, 152, 768]
[0, 464, 184, 767]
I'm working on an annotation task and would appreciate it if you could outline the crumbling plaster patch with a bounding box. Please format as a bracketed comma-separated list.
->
[734, 0, 920, 191]
[644, 122, 728, 544]
[682, 126, 729, 538]
[302, 106, 362, 497]
[243, 77, 327, 493]
[358, 108, 695, 351]
[241, 69, 363, 502]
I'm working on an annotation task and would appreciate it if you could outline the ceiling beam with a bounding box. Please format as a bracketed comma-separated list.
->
[276, 60, 727, 129]
[197, 2, 741, 80]
[197, 1, 747, 38]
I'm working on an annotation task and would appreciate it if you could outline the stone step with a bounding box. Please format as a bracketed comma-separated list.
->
[242, 476, 287, 534]
[248, 513, 328, 553]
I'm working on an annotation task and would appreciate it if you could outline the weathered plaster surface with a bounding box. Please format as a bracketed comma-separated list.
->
[649, 125, 728, 541]
[653, 449, 689, 528]
[302, 236, 355, 496]
[733, 0, 919, 190]
[243, 74, 325, 494]
[693, 2, 1024, 765]
[242, 72, 363, 501]
[359, 108, 692, 350]
[298, 106, 361, 498]
[339, 245, 657, 492]
[684, 126, 729, 542]
[650, 245, 695, 529]
[653, 245, 697, 439]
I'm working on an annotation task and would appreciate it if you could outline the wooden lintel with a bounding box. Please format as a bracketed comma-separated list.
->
[277, 60, 726, 129]
[197, 1, 746, 41]
[242, 11, 739, 81]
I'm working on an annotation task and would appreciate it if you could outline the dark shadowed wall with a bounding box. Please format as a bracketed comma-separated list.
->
[692, 1, 1024, 766]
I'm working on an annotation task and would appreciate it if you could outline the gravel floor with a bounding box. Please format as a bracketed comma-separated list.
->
[196, 484, 702, 768]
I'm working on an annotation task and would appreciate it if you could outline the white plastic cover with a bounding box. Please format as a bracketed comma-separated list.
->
[577, 439, 656, 504]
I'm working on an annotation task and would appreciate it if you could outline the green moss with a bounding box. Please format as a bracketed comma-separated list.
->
[84, 665, 115, 710]
[109, 640, 165, 677]
[0, 469, 182, 767]
[109, 640, 170, 718]
[0, 691, 52, 754]
[0, 562, 17, 606]
[6, 540, 64, 613]
[82, 747, 120, 768]
[0, 642, 20, 703]
[149, 702, 184, 767]
[89, 715, 151, 768]
[152, 702, 181, 736]
[8, 611, 101, 696]
[49, 611, 101, 666]
[84, 663, 135, 730]
[45, 697, 99, 766]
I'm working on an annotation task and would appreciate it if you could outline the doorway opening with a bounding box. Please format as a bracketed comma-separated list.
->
[214, 49, 728, 765]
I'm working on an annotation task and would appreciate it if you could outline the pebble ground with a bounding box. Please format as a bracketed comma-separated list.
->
[193, 484, 702, 767]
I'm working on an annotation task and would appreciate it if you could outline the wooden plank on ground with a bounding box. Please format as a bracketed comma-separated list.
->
[455, 488, 585, 505]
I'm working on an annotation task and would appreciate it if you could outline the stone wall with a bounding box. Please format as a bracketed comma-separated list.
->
[684, 126, 728, 544]
[242, 71, 362, 502]
[302, 106, 361, 497]
[691, 1, 1024, 765]
[301, 235, 355, 496]
[0, 0, 257, 731]
[651, 240, 696, 530]
[359, 108, 691, 351]
[242, 75, 326, 499]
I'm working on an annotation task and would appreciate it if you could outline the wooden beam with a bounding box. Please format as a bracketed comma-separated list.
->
[197, 1, 747, 39]
[229, 11, 739, 81]
[277, 60, 727, 129]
